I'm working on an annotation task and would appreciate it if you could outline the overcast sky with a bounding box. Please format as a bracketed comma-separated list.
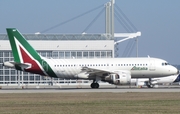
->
[0, 0, 180, 64]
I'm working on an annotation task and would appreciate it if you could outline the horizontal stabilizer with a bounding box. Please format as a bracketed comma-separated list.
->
[3, 61, 31, 70]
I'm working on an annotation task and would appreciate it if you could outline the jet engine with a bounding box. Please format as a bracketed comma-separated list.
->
[102, 71, 131, 85]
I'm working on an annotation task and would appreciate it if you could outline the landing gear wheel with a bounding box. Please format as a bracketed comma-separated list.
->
[90, 83, 94, 88]
[90, 83, 99, 88]
[147, 84, 154, 88]
[147, 78, 154, 88]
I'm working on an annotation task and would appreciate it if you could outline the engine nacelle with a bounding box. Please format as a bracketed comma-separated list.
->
[102, 71, 131, 85]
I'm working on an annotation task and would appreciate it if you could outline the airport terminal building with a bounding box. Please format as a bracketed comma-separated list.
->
[0, 34, 114, 85]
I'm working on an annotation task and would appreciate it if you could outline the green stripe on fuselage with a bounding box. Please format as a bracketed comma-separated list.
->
[42, 59, 57, 78]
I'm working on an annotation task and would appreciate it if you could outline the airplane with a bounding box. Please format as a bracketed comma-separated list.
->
[3, 28, 179, 88]
[131, 74, 180, 88]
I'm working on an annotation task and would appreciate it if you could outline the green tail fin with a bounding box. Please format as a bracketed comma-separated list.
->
[6, 28, 57, 77]
[6, 28, 41, 63]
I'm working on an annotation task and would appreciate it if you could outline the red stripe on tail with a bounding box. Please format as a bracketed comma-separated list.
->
[20, 46, 45, 75]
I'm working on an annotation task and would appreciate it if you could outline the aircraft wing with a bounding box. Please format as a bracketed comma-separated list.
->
[81, 67, 116, 78]
[143, 75, 178, 85]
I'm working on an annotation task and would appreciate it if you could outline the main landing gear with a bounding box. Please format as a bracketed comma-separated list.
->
[146, 78, 154, 88]
[147, 84, 154, 88]
[90, 80, 99, 88]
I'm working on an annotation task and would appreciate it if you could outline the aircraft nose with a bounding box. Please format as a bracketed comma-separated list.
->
[170, 66, 179, 75]
[177, 69, 179, 74]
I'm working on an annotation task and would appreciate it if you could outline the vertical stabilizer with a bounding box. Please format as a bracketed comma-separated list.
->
[6, 28, 41, 63]
[6, 28, 46, 75]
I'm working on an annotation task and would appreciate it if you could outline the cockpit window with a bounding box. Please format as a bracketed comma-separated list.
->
[162, 62, 170, 66]
[165, 63, 168, 65]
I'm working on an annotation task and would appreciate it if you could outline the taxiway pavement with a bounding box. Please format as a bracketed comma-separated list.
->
[0, 85, 180, 93]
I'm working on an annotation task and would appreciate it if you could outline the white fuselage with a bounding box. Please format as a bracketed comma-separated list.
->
[44, 57, 178, 79]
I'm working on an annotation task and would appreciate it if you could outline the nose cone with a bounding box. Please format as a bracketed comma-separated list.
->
[167, 66, 179, 76]
[172, 66, 179, 75]
[177, 70, 179, 75]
